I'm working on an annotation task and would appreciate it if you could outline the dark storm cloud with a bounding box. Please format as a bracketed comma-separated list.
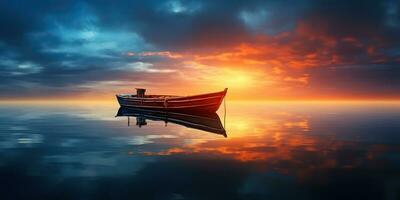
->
[305, 64, 400, 98]
[302, 0, 400, 60]
[0, 0, 399, 98]
[90, 0, 308, 50]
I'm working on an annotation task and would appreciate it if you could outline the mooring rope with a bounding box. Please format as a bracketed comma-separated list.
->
[163, 97, 168, 109]
[224, 96, 226, 129]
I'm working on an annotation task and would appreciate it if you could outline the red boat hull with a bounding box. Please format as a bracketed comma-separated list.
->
[116, 88, 227, 113]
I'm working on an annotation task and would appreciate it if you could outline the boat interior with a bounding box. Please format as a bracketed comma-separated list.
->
[117, 94, 180, 98]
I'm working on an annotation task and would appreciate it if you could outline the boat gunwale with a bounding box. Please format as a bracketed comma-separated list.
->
[121, 95, 223, 103]
[119, 102, 220, 109]
[116, 88, 227, 102]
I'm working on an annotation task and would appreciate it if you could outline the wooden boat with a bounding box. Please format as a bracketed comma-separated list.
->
[116, 88, 228, 113]
[115, 107, 227, 137]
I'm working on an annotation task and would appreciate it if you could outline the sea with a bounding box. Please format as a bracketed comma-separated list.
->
[0, 101, 399, 200]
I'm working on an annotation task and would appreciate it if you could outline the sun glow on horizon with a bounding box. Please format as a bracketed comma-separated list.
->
[205, 68, 266, 91]
[218, 70, 253, 89]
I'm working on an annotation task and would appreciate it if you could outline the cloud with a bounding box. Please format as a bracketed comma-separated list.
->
[119, 62, 177, 73]
[0, 0, 399, 99]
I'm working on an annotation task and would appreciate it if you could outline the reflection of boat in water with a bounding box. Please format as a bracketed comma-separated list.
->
[116, 107, 227, 137]
[116, 88, 228, 113]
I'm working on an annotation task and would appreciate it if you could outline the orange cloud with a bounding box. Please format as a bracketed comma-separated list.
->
[106, 18, 399, 102]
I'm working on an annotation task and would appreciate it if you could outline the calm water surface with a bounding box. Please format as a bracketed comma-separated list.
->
[0, 102, 400, 200]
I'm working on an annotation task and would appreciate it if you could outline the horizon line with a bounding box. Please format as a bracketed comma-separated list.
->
[1, 99, 400, 104]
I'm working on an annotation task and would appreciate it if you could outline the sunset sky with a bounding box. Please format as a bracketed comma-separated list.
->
[1, 0, 400, 100]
